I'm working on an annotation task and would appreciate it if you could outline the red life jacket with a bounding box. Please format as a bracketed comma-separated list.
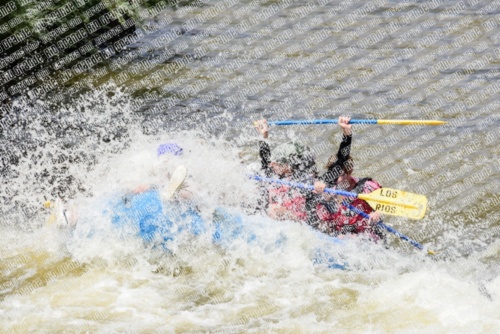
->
[267, 184, 307, 221]
[315, 177, 382, 234]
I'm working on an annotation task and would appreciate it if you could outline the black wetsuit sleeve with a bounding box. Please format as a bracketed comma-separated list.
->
[320, 134, 352, 187]
[338, 133, 352, 162]
[259, 140, 272, 177]
[256, 140, 272, 213]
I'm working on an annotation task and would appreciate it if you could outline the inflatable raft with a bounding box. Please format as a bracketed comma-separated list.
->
[109, 188, 346, 270]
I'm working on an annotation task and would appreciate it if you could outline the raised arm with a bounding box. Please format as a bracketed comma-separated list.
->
[320, 116, 352, 187]
[259, 141, 272, 176]
[336, 116, 352, 162]
[254, 119, 272, 177]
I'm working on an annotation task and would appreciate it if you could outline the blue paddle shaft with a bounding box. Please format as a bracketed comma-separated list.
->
[268, 120, 378, 126]
[249, 175, 358, 198]
[379, 223, 424, 250]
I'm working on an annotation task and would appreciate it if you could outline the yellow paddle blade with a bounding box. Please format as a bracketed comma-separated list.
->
[358, 188, 428, 220]
[377, 120, 446, 125]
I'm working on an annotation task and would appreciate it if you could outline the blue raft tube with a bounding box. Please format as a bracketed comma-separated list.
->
[109, 188, 347, 270]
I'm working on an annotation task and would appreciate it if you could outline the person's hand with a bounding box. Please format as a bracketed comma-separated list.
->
[368, 211, 382, 225]
[314, 180, 337, 201]
[338, 116, 352, 136]
[313, 181, 326, 194]
[254, 119, 269, 139]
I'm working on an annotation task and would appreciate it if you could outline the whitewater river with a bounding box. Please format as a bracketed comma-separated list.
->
[1, 0, 499, 332]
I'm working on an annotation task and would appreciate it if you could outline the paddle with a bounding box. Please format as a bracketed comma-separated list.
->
[250, 175, 427, 220]
[162, 165, 188, 201]
[343, 201, 435, 255]
[267, 119, 447, 126]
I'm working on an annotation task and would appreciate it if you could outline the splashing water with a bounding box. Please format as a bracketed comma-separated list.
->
[1, 44, 499, 333]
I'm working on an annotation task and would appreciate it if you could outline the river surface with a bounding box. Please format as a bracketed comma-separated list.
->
[1, 0, 499, 332]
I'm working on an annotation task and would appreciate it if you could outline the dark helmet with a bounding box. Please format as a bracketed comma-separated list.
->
[274, 142, 317, 177]
[273, 142, 304, 164]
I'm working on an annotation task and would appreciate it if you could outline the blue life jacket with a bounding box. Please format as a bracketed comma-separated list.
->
[110, 189, 204, 246]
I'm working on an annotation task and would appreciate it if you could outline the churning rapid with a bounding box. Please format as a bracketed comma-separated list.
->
[1, 0, 500, 332]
